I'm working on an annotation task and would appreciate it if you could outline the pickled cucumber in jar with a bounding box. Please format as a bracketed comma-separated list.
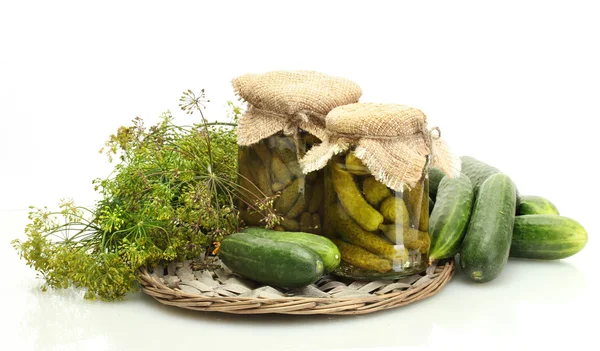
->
[237, 132, 324, 232]
[324, 151, 430, 280]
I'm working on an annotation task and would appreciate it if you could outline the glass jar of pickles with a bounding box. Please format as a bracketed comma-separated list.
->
[231, 70, 363, 232]
[238, 131, 324, 233]
[324, 151, 430, 279]
[302, 102, 457, 280]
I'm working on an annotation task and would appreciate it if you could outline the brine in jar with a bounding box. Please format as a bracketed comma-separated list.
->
[238, 131, 324, 233]
[323, 151, 430, 279]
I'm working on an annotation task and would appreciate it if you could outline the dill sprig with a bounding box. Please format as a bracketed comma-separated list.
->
[12, 91, 275, 301]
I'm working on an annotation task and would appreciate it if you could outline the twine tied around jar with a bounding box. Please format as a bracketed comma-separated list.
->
[281, 110, 314, 136]
[300, 103, 460, 191]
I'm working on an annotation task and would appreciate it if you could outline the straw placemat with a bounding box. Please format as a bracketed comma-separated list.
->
[138, 258, 454, 315]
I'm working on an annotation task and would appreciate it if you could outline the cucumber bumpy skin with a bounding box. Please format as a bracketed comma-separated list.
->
[238, 154, 266, 206]
[428, 174, 474, 260]
[286, 181, 311, 219]
[516, 195, 559, 216]
[272, 137, 304, 177]
[330, 204, 407, 261]
[405, 179, 429, 232]
[459, 156, 501, 191]
[379, 196, 410, 227]
[272, 181, 286, 192]
[241, 227, 341, 272]
[280, 217, 300, 231]
[460, 173, 517, 283]
[363, 176, 392, 207]
[271, 137, 297, 163]
[252, 160, 273, 196]
[417, 180, 430, 232]
[379, 225, 430, 254]
[219, 233, 325, 288]
[460, 156, 521, 199]
[428, 167, 447, 202]
[332, 239, 392, 273]
[274, 178, 301, 214]
[271, 153, 293, 186]
[286, 195, 308, 219]
[331, 162, 383, 232]
[510, 215, 587, 260]
[345, 151, 371, 176]
[252, 141, 272, 168]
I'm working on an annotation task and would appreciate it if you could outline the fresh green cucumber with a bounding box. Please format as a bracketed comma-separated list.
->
[428, 167, 446, 202]
[241, 227, 341, 272]
[460, 173, 517, 283]
[461, 155, 520, 207]
[459, 156, 501, 191]
[516, 196, 559, 215]
[219, 232, 324, 288]
[510, 215, 587, 259]
[429, 174, 474, 260]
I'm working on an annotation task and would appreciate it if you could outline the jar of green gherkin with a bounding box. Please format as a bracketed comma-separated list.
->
[324, 151, 430, 278]
[303, 103, 458, 279]
[231, 70, 362, 232]
[238, 131, 323, 232]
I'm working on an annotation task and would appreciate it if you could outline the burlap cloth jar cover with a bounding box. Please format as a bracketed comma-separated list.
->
[232, 70, 363, 147]
[301, 103, 460, 191]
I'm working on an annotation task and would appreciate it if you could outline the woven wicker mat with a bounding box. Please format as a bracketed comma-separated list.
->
[139, 258, 454, 315]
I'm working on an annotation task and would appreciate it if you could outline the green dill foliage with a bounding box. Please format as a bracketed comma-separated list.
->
[12, 90, 251, 301]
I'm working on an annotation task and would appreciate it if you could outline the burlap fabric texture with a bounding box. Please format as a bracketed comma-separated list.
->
[300, 103, 461, 191]
[231, 70, 363, 146]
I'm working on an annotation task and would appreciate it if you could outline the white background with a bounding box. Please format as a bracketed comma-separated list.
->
[1, 1, 598, 350]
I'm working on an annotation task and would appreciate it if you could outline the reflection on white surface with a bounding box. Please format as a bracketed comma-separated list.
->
[11, 259, 593, 351]
[3, 207, 595, 351]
